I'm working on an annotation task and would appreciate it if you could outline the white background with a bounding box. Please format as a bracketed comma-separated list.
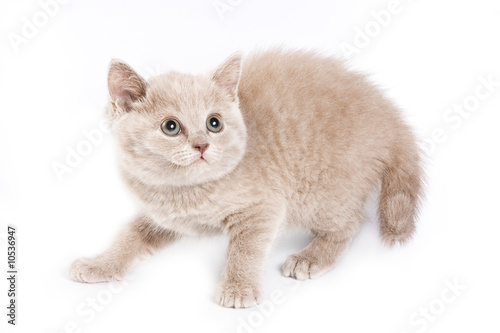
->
[1, 0, 499, 332]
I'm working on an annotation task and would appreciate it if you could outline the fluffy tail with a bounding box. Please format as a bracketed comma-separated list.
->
[378, 142, 424, 246]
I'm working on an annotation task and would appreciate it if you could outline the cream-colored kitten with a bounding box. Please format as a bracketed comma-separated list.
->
[69, 49, 423, 308]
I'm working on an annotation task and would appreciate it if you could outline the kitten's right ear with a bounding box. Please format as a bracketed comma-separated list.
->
[108, 59, 148, 114]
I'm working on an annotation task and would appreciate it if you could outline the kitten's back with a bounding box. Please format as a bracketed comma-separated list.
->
[238, 49, 398, 181]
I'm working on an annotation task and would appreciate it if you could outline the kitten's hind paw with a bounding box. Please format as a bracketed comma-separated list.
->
[69, 257, 125, 283]
[282, 254, 326, 280]
[216, 282, 261, 309]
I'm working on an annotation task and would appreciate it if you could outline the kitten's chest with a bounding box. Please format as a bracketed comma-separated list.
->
[139, 184, 238, 236]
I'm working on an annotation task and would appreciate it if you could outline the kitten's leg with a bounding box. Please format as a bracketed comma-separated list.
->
[69, 215, 177, 283]
[217, 207, 284, 309]
[282, 231, 353, 280]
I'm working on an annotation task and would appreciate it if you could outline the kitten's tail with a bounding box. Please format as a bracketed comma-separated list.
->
[378, 141, 424, 246]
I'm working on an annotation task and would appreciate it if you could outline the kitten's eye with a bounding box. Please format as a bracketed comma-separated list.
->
[206, 115, 223, 133]
[161, 119, 181, 136]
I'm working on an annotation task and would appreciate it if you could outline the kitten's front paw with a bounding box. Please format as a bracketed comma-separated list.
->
[69, 257, 125, 283]
[217, 282, 261, 309]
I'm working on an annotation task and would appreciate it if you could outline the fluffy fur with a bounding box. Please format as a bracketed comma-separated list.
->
[69, 49, 424, 308]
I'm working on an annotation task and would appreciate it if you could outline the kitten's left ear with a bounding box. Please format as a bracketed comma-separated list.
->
[212, 52, 243, 100]
[108, 59, 148, 114]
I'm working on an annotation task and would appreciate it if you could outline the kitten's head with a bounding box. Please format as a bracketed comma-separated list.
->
[107, 54, 247, 186]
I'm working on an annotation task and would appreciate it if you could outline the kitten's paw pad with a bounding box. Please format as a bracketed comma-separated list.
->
[69, 258, 124, 283]
[282, 254, 323, 280]
[217, 283, 261, 309]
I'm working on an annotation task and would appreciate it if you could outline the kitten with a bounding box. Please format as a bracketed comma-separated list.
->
[69, 49, 423, 308]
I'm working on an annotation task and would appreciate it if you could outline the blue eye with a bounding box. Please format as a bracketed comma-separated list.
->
[161, 119, 181, 136]
[207, 115, 223, 133]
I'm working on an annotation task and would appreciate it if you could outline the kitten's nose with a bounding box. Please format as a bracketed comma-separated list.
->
[193, 143, 210, 155]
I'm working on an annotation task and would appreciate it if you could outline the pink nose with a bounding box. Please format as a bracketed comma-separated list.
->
[193, 143, 209, 155]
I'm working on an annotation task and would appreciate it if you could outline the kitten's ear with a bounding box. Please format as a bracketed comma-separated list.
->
[212, 52, 242, 100]
[108, 59, 148, 114]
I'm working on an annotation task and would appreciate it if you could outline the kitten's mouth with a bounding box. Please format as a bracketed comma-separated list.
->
[194, 155, 207, 164]
[172, 154, 208, 167]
